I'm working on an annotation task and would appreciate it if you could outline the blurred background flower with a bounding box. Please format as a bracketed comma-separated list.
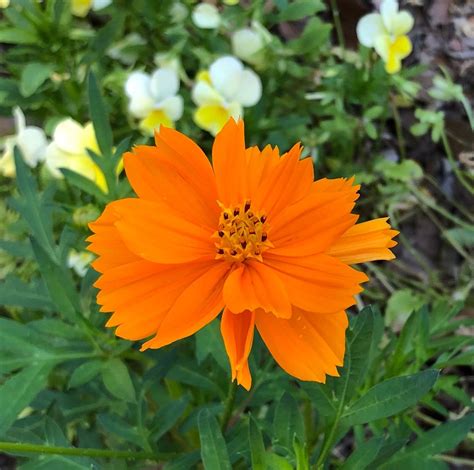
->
[45, 119, 107, 192]
[192, 56, 262, 135]
[67, 249, 94, 277]
[231, 22, 271, 67]
[125, 68, 183, 134]
[356, 0, 414, 74]
[71, 0, 112, 17]
[0, 108, 47, 178]
[192, 3, 221, 29]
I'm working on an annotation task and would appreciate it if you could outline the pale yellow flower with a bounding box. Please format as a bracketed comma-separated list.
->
[356, 0, 414, 74]
[192, 3, 220, 29]
[0, 108, 47, 178]
[71, 0, 112, 17]
[231, 22, 271, 66]
[192, 56, 262, 135]
[0, 0, 10, 8]
[67, 249, 94, 277]
[125, 68, 183, 135]
[45, 119, 107, 192]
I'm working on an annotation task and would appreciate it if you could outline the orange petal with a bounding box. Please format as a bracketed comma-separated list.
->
[268, 177, 360, 257]
[245, 145, 280, 200]
[255, 308, 348, 382]
[327, 218, 399, 264]
[98, 260, 215, 341]
[212, 118, 247, 206]
[263, 253, 368, 314]
[223, 261, 291, 318]
[141, 261, 230, 349]
[252, 144, 313, 217]
[87, 201, 140, 273]
[112, 198, 215, 264]
[221, 309, 255, 390]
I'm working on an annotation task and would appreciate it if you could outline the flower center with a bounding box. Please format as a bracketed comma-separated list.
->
[214, 200, 271, 263]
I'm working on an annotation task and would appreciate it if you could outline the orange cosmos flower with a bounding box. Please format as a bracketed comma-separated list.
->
[88, 119, 398, 390]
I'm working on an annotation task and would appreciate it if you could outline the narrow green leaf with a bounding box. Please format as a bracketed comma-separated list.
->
[68, 360, 103, 389]
[60, 168, 108, 202]
[198, 409, 231, 470]
[101, 358, 136, 403]
[381, 414, 474, 469]
[97, 413, 144, 448]
[277, 0, 325, 21]
[0, 364, 53, 436]
[195, 319, 228, 370]
[273, 392, 305, 450]
[30, 238, 80, 320]
[341, 437, 383, 470]
[150, 396, 190, 441]
[0, 28, 38, 44]
[341, 370, 439, 426]
[0, 276, 54, 311]
[87, 71, 113, 157]
[248, 415, 266, 470]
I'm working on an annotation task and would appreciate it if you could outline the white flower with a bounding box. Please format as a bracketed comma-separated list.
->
[67, 249, 94, 277]
[192, 3, 221, 29]
[71, 0, 112, 17]
[231, 23, 270, 65]
[125, 68, 183, 135]
[154, 53, 181, 74]
[192, 56, 262, 135]
[356, 0, 414, 74]
[0, 0, 10, 8]
[45, 119, 107, 192]
[170, 2, 188, 23]
[0, 107, 47, 178]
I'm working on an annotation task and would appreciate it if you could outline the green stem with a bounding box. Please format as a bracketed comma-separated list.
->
[330, 0, 345, 49]
[0, 442, 175, 461]
[436, 455, 474, 466]
[221, 380, 238, 432]
[441, 130, 474, 195]
[391, 99, 407, 160]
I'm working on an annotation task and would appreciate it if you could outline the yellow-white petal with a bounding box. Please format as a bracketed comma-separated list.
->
[17, 127, 48, 168]
[92, 0, 112, 10]
[149, 68, 180, 102]
[232, 28, 264, 63]
[52, 119, 85, 155]
[125, 72, 155, 118]
[209, 55, 243, 101]
[192, 3, 220, 29]
[391, 11, 414, 36]
[13, 107, 26, 133]
[0, 139, 15, 177]
[82, 122, 100, 155]
[232, 69, 262, 107]
[194, 102, 242, 136]
[71, 0, 93, 17]
[158, 95, 183, 121]
[380, 0, 399, 31]
[191, 80, 224, 107]
[67, 250, 94, 277]
[374, 34, 392, 62]
[356, 13, 386, 47]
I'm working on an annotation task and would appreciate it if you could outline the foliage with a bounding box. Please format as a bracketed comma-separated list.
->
[0, 0, 472, 468]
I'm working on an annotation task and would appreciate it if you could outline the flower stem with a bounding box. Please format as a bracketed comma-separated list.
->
[221, 380, 238, 432]
[391, 99, 407, 160]
[441, 130, 474, 196]
[0, 442, 175, 461]
[330, 0, 345, 49]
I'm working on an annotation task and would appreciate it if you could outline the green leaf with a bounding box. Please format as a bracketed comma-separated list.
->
[198, 409, 231, 470]
[195, 319, 228, 370]
[0, 28, 38, 44]
[97, 413, 144, 448]
[336, 307, 376, 401]
[87, 71, 113, 157]
[101, 358, 136, 403]
[0, 364, 53, 437]
[341, 437, 383, 470]
[341, 370, 439, 426]
[248, 415, 266, 470]
[277, 0, 325, 21]
[68, 360, 103, 389]
[30, 238, 80, 320]
[13, 147, 55, 257]
[150, 396, 190, 441]
[273, 391, 305, 450]
[20, 63, 53, 97]
[289, 17, 331, 55]
[0, 276, 54, 311]
[60, 168, 108, 202]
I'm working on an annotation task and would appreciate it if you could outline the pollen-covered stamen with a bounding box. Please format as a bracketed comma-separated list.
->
[214, 200, 272, 262]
